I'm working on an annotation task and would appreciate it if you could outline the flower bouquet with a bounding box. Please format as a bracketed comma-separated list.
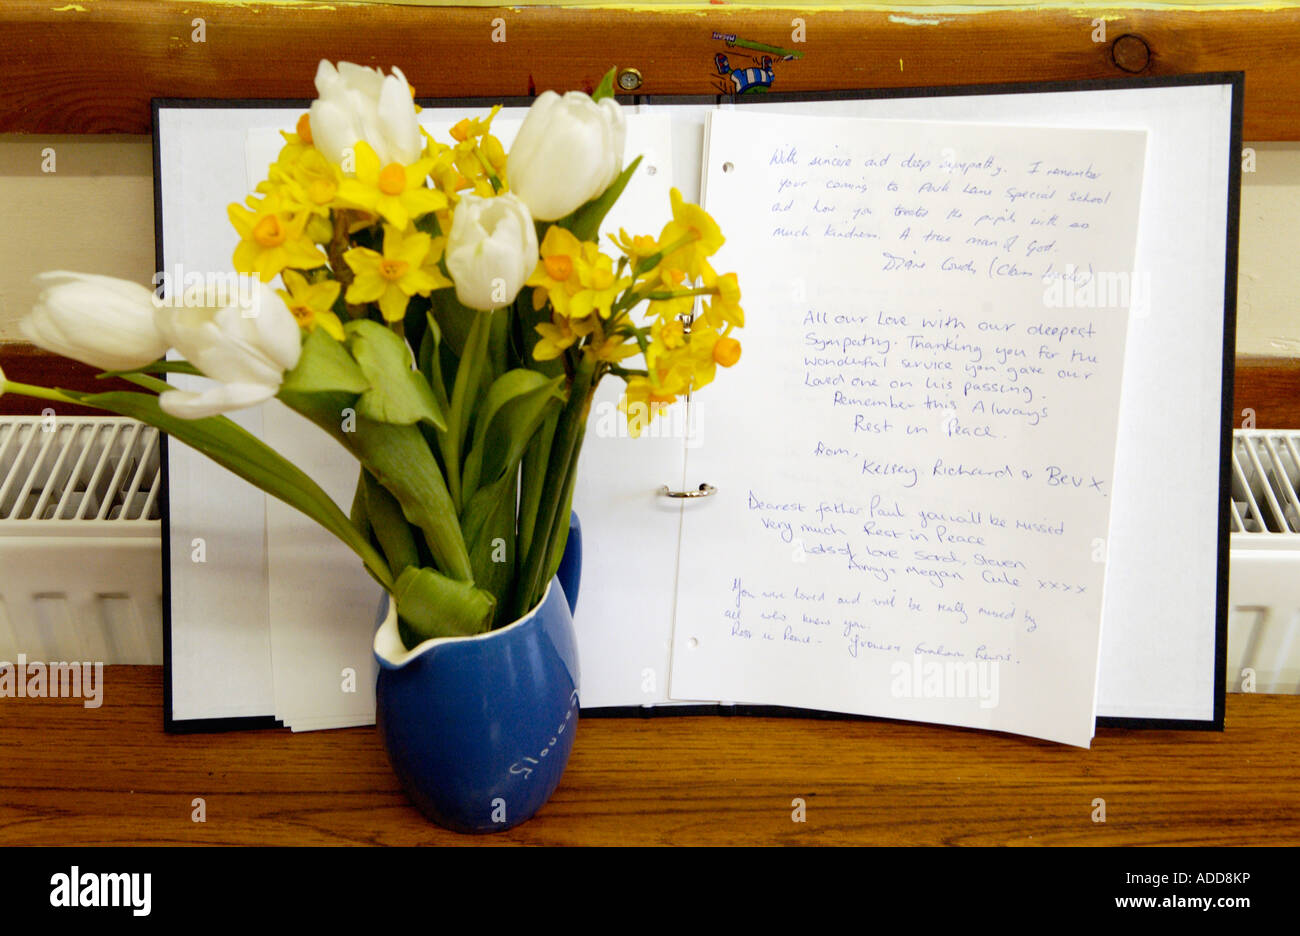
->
[2, 61, 744, 830]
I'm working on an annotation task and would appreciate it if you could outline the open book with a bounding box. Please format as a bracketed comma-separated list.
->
[155, 75, 1239, 746]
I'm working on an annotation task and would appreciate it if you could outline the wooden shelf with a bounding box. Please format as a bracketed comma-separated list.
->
[0, 666, 1295, 845]
[1, 2, 1298, 139]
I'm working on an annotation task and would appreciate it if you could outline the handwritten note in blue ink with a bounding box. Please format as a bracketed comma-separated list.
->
[670, 112, 1147, 747]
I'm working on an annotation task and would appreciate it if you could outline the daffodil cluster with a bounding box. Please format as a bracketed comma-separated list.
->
[228, 82, 507, 336]
[227, 64, 743, 443]
[526, 188, 744, 437]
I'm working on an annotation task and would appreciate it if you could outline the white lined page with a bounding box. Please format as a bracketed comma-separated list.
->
[669, 112, 1147, 746]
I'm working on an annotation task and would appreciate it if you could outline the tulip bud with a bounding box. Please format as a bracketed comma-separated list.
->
[444, 193, 539, 311]
[308, 60, 423, 169]
[507, 90, 626, 221]
[22, 271, 169, 372]
[153, 282, 302, 419]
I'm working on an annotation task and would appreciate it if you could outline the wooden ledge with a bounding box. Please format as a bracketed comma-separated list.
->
[0, 2, 1298, 138]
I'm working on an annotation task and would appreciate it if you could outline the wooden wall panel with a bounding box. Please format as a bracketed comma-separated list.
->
[0, 2, 1298, 139]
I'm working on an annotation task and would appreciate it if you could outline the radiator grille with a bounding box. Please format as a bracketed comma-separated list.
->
[0, 417, 160, 522]
[1231, 430, 1300, 535]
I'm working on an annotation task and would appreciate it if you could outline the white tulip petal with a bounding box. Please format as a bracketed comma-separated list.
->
[378, 74, 422, 165]
[26, 272, 169, 371]
[158, 382, 277, 420]
[506, 90, 624, 221]
[337, 61, 385, 99]
[314, 59, 341, 95]
[309, 99, 353, 167]
[244, 285, 302, 373]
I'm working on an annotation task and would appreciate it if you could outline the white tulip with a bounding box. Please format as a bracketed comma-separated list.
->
[308, 60, 423, 168]
[444, 193, 539, 312]
[507, 90, 626, 221]
[154, 282, 302, 419]
[21, 271, 170, 372]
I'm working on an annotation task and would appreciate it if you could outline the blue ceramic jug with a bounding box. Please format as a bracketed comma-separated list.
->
[373, 514, 582, 833]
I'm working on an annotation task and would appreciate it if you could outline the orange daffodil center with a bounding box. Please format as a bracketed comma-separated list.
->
[229, 192, 328, 283]
[543, 254, 573, 282]
[253, 214, 287, 248]
[378, 163, 408, 196]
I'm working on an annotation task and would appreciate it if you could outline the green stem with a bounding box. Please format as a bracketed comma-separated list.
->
[514, 356, 595, 618]
[442, 309, 492, 512]
[1, 380, 81, 406]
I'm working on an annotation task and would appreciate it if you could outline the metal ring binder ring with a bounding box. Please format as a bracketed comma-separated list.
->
[659, 483, 717, 499]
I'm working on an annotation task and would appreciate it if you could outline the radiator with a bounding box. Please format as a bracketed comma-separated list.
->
[0, 416, 1296, 693]
[1228, 430, 1300, 693]
[0, 416, 162, 664]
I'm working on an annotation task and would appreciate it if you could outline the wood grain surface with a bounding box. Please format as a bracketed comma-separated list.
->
[0, 666, 1295, 845]
[1235, 354, 1300, 431]
[1, 2, 1298, 139]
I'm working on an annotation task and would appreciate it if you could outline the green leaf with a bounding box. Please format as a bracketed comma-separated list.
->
[441, 309, 492, 512]
[514, 355, 594, 618]
[97, 360, 202, 380]
[346, 319, 447, 431]
[555, 154, 643, 243]
[461, 472, 518, 623]
[429, 286, 478, 359]
[518, 405, 559, 559]
[417, 310, 451, 415]
[591, 67, 617, 102]
[280, 327, 370, 395]
[393, 566, 495, 642]
[362, 468, 421, 580]
[60, 387, 393, 592]
[349, 468, 371, 540]
[276, 388, 473, 583]
[461, 369, 564, 501]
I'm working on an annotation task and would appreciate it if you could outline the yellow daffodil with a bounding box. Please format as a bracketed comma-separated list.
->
[278, 270, 344, 340]
[609, 228, 662, 271]
[228, 195, 328, 283]
[620, 372, 688, 438]
[701, 269, 744, 329]
[446, 106, 507, 197]
[268, 112, 315, 166]
[644, 267, 695, 322]
[570, 245, 630, 321]
[343, 224, 439, 322]
[336, 141, 447, 230]
[527, 226, 585, 314]
[657, 188, 724, 280]
[714, 335, 742, 367]
[268, 147, 344, 220]
[527, 227, 631, 324]
[584, 326, 639, 365]
[419, 235, 455, 293]
[533, 318, 578, 361]
[449, 105, 502, 144]
[428, 138, 471, 201]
